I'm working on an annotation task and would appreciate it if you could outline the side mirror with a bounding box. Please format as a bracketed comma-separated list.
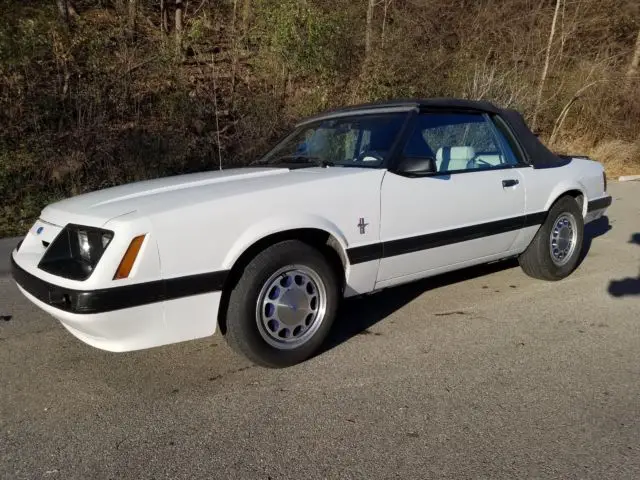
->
[396, 156, 437, 175]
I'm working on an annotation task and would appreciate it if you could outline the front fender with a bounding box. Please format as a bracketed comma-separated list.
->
[222, 214, 350, 270]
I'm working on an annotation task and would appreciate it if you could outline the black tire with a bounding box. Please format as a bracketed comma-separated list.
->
[519, 195, 584, 281]
[223, 240, 340, 368]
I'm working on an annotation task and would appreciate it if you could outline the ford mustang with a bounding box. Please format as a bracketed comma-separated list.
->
[11, 99, 612, 367]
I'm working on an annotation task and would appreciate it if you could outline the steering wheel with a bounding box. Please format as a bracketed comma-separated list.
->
[356, 150, 385, 163]
[468, 158, 493, 169]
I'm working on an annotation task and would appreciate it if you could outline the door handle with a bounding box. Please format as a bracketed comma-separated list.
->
[502, 179, 519, 188]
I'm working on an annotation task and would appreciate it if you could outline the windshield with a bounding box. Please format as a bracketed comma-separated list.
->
[254, 113, 407, 168]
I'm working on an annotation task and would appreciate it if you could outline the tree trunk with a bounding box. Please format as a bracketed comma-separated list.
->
[549, 80, 602, 145]
[628, 29, 640, 78]
[231, 0, 238, 106]
[160, 0, 168, 33]
[175, 0, 184, 49]
[58, 0, 77, 18]
[241, 0, 251, 38]
[532, 0, 562, 131]
[56, 0, 71, 26]
[365, 0, 374, 60]
[127, 0, 136, 39]
[381, 0, 392, 47]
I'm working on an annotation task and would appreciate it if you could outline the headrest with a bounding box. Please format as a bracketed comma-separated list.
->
[435, 146, 477, 163]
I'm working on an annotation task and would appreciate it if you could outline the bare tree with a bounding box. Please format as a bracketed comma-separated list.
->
[365, 0, 374, 60]
[231, 0, 239, 105]
[175, 0, 184, 48]
[532, 0, 562, 131]
[55, 0, 77, 98]
[160, 0, 168, 32]
[381, 0, 393, 47]
[242, 0, 251, 37]
[127, 0, 136, 38]
[628, 29, 640, 78]
[56, 0, 69, 25]
[549, 80, 603, 145]
[56, 0, 77, 27]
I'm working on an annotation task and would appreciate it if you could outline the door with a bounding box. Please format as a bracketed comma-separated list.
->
[377, 111, 526, 282]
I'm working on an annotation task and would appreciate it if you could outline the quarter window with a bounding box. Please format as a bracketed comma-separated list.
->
[402, 113, 519, 173]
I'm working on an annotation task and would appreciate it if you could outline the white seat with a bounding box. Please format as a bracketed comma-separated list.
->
[435, 146, 476, 172]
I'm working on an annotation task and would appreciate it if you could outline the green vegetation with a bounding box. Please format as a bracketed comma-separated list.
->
[1, 0, 638, 236]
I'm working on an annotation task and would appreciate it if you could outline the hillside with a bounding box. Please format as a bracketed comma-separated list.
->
[1, 0, 638, 236]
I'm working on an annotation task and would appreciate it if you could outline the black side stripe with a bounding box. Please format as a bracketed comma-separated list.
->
[346, 211, 548, 265]
[346, 243, 383, 264]
[11, 256, 228, 314]
[587, 196, 612, 212]
[523, 211, 548, 227]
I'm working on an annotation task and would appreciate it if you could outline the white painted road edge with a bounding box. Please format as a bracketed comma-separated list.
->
[618, 175, 640, 182]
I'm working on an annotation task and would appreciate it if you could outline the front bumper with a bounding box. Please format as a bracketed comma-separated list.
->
[11, 253, 227, 351]
[11, 255, 226, 314]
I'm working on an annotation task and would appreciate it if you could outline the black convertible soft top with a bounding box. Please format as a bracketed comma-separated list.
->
[298, 98, 571, 169]
[500, 108, 571, 169]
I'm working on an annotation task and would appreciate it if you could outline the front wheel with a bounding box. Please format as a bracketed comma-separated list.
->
[223, 240, 340, 368]
[519, 195, 584, 281]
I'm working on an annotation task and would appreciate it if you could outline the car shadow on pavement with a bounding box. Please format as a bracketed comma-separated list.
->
[578, 215, 612, 267]
[608, 232, 640, 297]
[322, 258, 520, 353]
[322, 215, 613, 354]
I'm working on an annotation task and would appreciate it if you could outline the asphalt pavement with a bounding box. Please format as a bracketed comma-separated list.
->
[1, 181, 639, 479]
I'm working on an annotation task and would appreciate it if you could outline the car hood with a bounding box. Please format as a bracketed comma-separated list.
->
[40, 166, 379, 227]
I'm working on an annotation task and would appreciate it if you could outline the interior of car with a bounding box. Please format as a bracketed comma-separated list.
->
[435, 146, 505, 171]
[402, 113, 515, 173]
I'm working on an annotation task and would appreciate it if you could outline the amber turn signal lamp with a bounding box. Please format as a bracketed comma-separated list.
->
[113, 235, 146, 280]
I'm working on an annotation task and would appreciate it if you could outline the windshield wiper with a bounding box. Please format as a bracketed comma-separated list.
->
[268, 155, 336, 167]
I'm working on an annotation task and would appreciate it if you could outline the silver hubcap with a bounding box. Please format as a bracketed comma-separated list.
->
[256, 265, 327, 350]
[549, 213, 578, 266]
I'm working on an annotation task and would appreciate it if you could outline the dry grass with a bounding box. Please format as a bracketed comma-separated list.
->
[553, 137, 640, 177]
[591, 140, 640, 177]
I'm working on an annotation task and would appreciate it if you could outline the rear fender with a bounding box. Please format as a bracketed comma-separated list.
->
[543, 181, 588, 217]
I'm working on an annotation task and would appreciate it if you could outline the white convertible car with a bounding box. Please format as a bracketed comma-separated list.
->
[11, 99, 611, 367]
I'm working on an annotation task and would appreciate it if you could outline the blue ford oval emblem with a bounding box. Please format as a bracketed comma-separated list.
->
[36, 226, 44, 235]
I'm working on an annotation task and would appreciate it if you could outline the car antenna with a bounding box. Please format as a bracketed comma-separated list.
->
[212, 54, 223, 171]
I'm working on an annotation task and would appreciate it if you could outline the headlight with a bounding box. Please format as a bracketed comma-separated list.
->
[75, 228, 113, 264]
[38, 224, 114, 280]
[77, 230, 91, 261]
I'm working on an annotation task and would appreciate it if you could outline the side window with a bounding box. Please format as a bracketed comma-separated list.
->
[490, 115, 523, 166]
[402, 113, 516, 173]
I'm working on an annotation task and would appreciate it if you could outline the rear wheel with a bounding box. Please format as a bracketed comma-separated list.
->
[519, 196, 584, 280]
[223, 240, 340, 368]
